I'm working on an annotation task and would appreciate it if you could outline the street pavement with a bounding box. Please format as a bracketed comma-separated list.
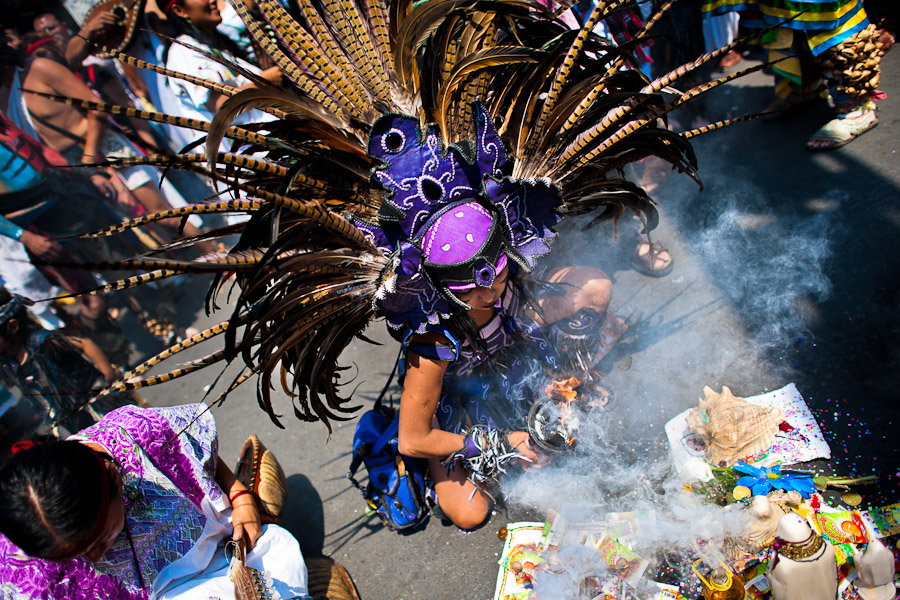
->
[139, 51, 900, 600]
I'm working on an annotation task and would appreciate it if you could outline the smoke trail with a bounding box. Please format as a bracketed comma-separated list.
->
[691, 201, 833, 354]
[503, 404, 750, 596]
[496, 170, 835, 595]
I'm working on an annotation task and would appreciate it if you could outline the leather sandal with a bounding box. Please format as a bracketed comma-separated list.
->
[632, 241, 674, 277]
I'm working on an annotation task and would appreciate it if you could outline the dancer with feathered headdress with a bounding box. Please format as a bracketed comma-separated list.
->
[38, 0, 763, 528]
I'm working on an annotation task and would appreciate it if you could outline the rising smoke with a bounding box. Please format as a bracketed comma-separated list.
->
[499, 150, 836, 595]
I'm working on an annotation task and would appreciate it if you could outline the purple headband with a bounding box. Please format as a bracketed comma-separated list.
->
[446, 253, 507, 291]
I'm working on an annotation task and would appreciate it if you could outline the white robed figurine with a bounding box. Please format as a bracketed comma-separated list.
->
[768, 512, 837, 600]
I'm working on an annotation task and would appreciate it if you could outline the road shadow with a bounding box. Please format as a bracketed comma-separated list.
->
[281, 473, 326, 558]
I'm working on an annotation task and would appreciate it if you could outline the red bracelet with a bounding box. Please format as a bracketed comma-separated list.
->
[230, 489, 255, 504]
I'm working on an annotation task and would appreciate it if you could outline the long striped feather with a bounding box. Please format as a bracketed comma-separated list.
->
[19, 89, 275, 147]
[50, 269, 179, 297]
[529, 0, 624, 150]
[109, 352, 226, 392]
[99, 320, 239, 397]
[364, 0, 394, 75]
[86, 152, 290, 177]
[210, 368, 257, 408]
[681, 113, 770, 139]
[257, 0, 366, 115]
[206, 87, 357, 172]
[437, 46, 540, 140]
[560, 61, 774, 176]
[228, 0, 350, 119]
[35, 255, 262, 274]
[205, 176, 376, 249]
[67, 200, 265, 239]
[326, 0, 393, 103]
[560, 17, 787, 155]
[558, 0, 676, 135]
[275, 0, 370, 109]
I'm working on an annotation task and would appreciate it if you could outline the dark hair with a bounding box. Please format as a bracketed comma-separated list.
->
[0, 287, 35, 347]
[449, 263, 538, 359]
[19, 31, 66, 63]
[0, 38, 24, 67]
[162, 0, 248, 65]
[0, 288, 77, 369]
[0, 439, 108, 559]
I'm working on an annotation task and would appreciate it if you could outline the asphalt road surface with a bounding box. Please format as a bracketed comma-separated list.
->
[138, 51, 900, 600]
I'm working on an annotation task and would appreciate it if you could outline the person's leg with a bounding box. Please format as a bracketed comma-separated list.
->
[428, 456, 491, 530]
[763, 29, 822, 115]
[807, 23, 885, 151]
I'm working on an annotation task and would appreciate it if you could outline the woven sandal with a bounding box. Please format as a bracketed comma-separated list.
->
[806, 109, 878, 151]
[234, 434, 289, 522]
[305, 556, 362, 600]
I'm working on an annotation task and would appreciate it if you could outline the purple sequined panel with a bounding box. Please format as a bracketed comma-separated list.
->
[368, 111, 501, 243]
[78, 404, 221, 507]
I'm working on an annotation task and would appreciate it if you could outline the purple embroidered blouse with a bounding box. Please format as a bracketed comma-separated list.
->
[0, 404, 224, 600]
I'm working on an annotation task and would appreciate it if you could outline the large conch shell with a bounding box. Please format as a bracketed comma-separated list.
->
[686, 386, 783, 467]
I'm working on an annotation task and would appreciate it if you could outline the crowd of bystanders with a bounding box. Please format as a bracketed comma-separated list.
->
[0, 0, 283, 441]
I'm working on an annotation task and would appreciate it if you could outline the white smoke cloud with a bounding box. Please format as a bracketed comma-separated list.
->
[495, 160, 835, 595]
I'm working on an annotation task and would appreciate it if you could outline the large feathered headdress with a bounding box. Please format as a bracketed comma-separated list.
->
[43, 0, 764, 430]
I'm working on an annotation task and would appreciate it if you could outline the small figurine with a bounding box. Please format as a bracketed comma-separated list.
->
[854, 539, 897, 600]
[768, 513, 838, 600]
[728, 493, 800, 559]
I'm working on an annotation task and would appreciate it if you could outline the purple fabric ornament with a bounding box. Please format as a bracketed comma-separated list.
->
[448, 253, 507, 292]
[364, 102, 562, 333]
[421, 202, 495, 265]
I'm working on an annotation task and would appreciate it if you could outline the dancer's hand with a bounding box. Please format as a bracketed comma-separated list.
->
[81, 11, 121, 40]
[507, 431, 548, 469]
[231, 496, 263, 552]
[20, 230, 63, 260]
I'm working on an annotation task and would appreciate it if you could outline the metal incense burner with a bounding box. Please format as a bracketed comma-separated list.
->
[526, 396, 579, 454]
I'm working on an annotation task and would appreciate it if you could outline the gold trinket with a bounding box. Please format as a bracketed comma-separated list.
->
[732, 486, 751, 501]
[774, 532, 825, 561]
[841, 491, 862, 506]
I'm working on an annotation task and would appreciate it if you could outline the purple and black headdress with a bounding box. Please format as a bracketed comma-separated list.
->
[61, 0, 749, 428]
[352, 104, 561, 332]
